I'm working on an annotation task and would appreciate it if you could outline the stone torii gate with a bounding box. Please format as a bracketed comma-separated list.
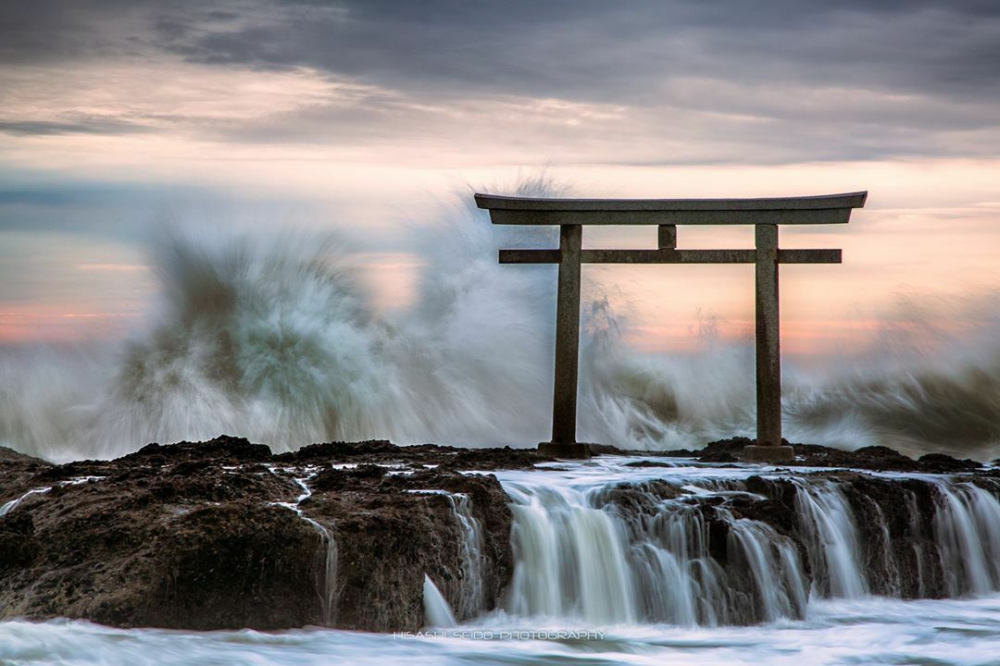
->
[475, 191, 867, 463]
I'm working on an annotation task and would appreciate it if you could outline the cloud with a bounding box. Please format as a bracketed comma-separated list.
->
[150, 1, 1000, 104]
[0, 119, 151, 137]
[1, 1, 999, 165]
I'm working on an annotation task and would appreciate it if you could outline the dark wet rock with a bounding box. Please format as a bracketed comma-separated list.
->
[916, 453, 982, 473]
[591, 479, 683, 515]
[814, 471, 1000, 599]
[0, 447, 45, 465]
[123, 435, 273, 464]
[793, 444, 923, 471]
[2, 434, 998, 633]
[692, 437, 987, 475]
[440, 446, 552, 470]
[730, 476, 800, 537]
[623, 460, 677, 468]
[143, 502, 321, 630]
[0, 513, 41, 572]
[795, 444, 985, 474]
[645, 437, 751, 462]
[699, 450, 739, 463]
[587, 443, 637, 456]
[704, 437, 756, 455]
[310, 463, 388, 491]
[324, 469, 513, 631]
[657, 448, 700, 458]
[837, 474, 931, 597]
[0, 435, 514, 632]
[275, 439, 400, 462]
[273, 440, 550, 471]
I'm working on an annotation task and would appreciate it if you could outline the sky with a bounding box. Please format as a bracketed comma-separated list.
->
[2, 0, 999, 356]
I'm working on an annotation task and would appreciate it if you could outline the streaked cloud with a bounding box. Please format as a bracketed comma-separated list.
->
[0, 1, 999, 351]
[1, 1, 999, 163]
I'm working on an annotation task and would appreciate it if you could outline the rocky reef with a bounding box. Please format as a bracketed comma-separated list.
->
[0, 436, 997, 632]
[0, 437, 519, 631]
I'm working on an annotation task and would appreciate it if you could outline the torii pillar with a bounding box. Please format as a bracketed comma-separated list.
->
[476, 191, 867, 463]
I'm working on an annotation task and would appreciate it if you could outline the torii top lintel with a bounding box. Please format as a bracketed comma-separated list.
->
[475, 191, 868, 226]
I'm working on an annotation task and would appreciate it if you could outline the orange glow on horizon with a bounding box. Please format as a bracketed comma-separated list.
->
[0, 304, 140, 344]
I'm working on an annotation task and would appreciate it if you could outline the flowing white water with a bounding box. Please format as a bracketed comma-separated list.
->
[905, 489, 928, 598]
[422, 575, 458, 628]
[0, 487, 51, 516]
[492, 459, 1000, 627]
[3, 596, 999, 666]
[3, 458, 1000, 664]
[505, 484, 638, 623]
[793, 480, 868, 599]
[0, 477, 105, 516]
[501, 464, 808, 625]
[723, 510, 809, 623]
[932, 480, 1000, 597]
[445, 493, 486, 620]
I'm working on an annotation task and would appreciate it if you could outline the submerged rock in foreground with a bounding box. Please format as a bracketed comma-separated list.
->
[0, 437, 517, 631]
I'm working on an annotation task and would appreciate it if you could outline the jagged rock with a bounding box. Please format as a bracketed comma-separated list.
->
[1, 436, 998, 633]
[917, 453, 982, 473]
[732, 476, 800, 536]
[273, 440, 551, 470]
[0, 437, 514, 632]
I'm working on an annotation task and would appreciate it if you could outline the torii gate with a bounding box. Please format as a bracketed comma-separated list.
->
[475, 191, 867, 462]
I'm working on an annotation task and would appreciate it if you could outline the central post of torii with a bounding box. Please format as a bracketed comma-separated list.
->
[476, 191, 867, 463]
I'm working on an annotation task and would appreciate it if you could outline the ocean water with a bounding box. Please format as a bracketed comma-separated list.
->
[2, 596, 999, 666]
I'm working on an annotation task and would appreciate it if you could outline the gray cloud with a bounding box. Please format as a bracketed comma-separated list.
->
[6, 1, 999, 101]
[151, 1, 1000, 104]
[2, 0, 1000, 164]
[0, 119, 151, 137]
[0, 0, 148, 64]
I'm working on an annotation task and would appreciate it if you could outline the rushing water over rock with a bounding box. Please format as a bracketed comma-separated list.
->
[2, 438, 1000, 638]
[0, 487, 51, 516]
[270, 473, 340, 627]
[932, 480, 1000, 596]
[305, 519, 338, 627]
[495, 460, 1000, 627]
[793, 480, 868, 599]
[445, 493, 486, 620]
[422, 575, 458, 628]
[2, 441, 1000, 663]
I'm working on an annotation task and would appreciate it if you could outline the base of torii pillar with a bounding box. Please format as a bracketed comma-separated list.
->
[537, 442, 592, 459]
[741, 444, 795, 464]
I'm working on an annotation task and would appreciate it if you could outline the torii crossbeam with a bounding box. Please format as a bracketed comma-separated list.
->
[475, 191, 868, 463]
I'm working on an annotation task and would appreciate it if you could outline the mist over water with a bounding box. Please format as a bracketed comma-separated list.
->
[0, 181, 998, 462]
[784, 292, 1000, 460]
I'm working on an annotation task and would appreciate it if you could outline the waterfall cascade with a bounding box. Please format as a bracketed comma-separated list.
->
[422, 575, 458, 628]
[496, 464, 1000, 627]
[445, 493, 486, 620]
